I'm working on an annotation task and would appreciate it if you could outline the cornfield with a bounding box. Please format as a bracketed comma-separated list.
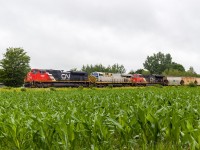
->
[0, 86, 200, 149]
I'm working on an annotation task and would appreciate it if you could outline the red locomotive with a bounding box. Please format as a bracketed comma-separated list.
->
[24, 69, 89, 87]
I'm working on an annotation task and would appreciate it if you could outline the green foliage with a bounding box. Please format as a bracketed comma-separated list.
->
[78, 86, 84, 90]
[2, 86, 12, 90]
[70, 68, 78, 71]
[154, 84, 163, 88]
[143, 52, 173, 74]
[142, 69, 151, 75]
[185, 66, 200, 77]
[128, 69, 135, 74]
[89, 84, 95, 89]
[20, 87, 27, 92]
[129, 69, 150, 75]
[170, 62, 185, 72]
[163, 69, 200, 77]
[81, 63, 126, 74]
[162, 69, 186, 76]
[143, 52, 186, 75]
[188, 82, 197, 87]
[49, 87, 56, 91]
[1, 87, 200, 149]
[0, 47, 30, 87]
[135, 69, 143, 74]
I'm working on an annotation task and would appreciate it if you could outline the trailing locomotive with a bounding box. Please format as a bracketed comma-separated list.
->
[24, 68, 200, 87]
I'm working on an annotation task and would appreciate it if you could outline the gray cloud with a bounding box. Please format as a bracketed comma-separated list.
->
[0, 0, 200, 73]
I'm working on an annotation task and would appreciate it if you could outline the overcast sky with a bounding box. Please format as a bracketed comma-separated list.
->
[0, 0, 200, 73]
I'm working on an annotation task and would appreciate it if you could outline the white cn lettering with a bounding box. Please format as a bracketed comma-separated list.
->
[61, 74, 70, 80]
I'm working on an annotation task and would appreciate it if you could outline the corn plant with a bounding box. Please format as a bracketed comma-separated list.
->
[0, 87, 200, 149]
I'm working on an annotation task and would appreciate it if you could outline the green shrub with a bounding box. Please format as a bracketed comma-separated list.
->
[20, 87, 26, 92]
[154, 84, 163, 88]
[89, 84, 95, 89]
[2, 86, 12, 90]
[49, 87, 56, 91]
[78, 86, 84, 90]
[188, 82, 197, 87]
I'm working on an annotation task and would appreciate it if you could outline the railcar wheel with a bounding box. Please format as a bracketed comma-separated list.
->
[164, 80, 169, 86]
[180, 80, 184, 85]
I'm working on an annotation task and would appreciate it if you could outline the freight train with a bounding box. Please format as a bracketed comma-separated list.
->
[24, 68, 200, 87]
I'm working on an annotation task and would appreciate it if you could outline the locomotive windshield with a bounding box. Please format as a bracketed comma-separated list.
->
[31, 69, 38, 74]
[92, 72, 99, 78]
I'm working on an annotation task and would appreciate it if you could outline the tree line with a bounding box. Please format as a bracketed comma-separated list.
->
[142, 52, 199, 77]
[81, 64, 126, 74]
[0, 48, 199, 87]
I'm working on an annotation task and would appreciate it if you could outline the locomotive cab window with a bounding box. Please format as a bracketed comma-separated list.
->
[99, 73, 104, 76]
[31, 70, 38, 74]
[92, 72, 99, 77]
[40, 70, 46, 74]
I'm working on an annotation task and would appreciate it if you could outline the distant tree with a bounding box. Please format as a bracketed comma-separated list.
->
[0, 69, 3, 83]
[128, 70, 135, 74]
[143, 52, 172, 74]
[81, 63, 126, 74]
[70, 68, 78, 71]
[170, 62, 185, 72]
[162, 69, 185, 76]
[187, 66, 196, 74]
[129, 69, 150, 75]
[135, 69, 143, 74]
[81, 64, 106, 74]
[141, 70, 151, 75]
[110, 64, 126, 73]
[0, 47, 30, 87]
[163, 67, 200, 77]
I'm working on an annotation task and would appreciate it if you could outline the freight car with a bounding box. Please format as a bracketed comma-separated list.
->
[163, 76, 200, 86]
